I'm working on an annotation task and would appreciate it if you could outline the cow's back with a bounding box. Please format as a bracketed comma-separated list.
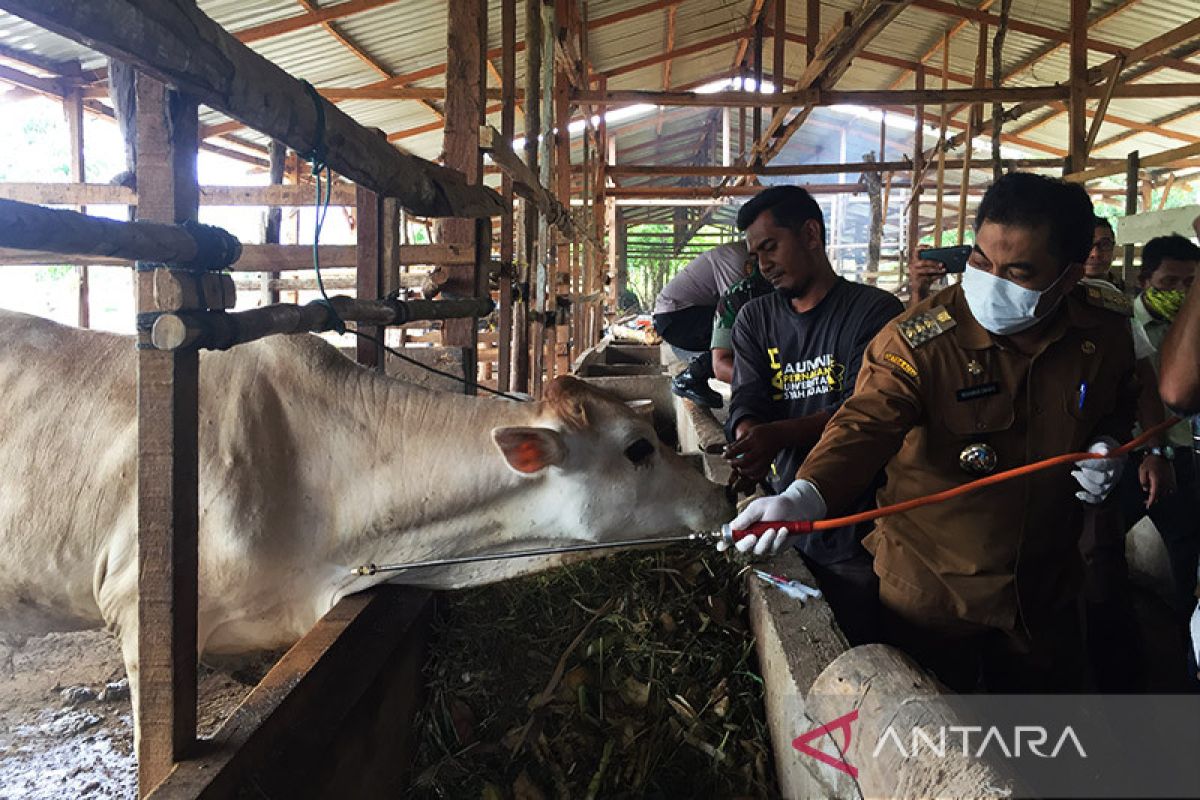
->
[0, 310, 137, 634]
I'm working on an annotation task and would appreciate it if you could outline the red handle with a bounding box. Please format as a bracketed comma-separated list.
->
[723, 520, 814, 544]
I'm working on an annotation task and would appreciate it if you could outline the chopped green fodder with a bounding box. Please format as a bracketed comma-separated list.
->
[410, 550, 778, 800]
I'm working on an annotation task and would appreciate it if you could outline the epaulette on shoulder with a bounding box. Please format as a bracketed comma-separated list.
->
[896, 305, 957, 348]
[1081, 283, 1133, 316]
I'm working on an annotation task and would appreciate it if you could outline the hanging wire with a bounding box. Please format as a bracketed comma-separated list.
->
[298, 81, 521, 400]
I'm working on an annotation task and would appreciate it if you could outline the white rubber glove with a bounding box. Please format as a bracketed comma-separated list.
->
[1071, 437, 1125, 504]
[716, 479, 827, 557]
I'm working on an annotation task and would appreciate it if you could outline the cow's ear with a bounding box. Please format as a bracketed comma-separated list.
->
[492, 427, 567, 475]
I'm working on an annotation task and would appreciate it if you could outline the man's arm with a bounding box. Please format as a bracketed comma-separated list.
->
[796, 325, 924, 514]
[712, 347, 735, 383]
[1159, 214, 1200, 411]
[725, 305, 772, 438]
[908, 257, 946, 309]
[724, 304, 829, 480]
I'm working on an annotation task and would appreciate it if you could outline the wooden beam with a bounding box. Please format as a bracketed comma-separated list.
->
[911, 0, 1126, 56]
[133, 72, 200, 796]
[0, 182, 358, 206]
[575, 82, 1200, 109]
[1093, 104, 1200, 153]
[755, 0, 918, 167]
[1065, 140, 1200, 183]
[235, 0, 403, 43]
[0, 0, 501, 219]
[604, 157, 1062, 177]
[604, 27, 756, 80]
[1084, 56, 1126, 158]
[888, 2, 993, 91]
[387, 104, 502, 141]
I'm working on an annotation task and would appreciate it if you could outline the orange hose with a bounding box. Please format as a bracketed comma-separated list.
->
[806, 416, 1182, 531]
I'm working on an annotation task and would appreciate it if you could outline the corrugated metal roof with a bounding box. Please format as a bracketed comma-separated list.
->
[0, 0, 1194, 231]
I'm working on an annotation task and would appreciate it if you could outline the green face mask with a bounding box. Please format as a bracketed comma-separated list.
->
[1143, 286, 1186, 321]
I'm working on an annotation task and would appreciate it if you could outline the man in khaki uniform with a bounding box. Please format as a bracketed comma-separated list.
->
[725, 173, 1139, 691]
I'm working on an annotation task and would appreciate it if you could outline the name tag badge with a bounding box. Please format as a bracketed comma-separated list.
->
[956, 382, 1000, 402]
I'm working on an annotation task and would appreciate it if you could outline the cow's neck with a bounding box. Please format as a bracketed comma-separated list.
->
[299, 359, 573, 583]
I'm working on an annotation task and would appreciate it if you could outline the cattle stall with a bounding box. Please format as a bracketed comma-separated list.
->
[1, 0, 1199, 798]
[0, 0, 510, 795]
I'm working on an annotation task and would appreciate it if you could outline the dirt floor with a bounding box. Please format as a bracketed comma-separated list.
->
[0, 631, 260, 800]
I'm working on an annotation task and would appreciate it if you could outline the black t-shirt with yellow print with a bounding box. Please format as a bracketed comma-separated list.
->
[727, 277, 903, 563]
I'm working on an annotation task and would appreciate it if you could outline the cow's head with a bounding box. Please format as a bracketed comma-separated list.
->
[490, 376, 732, 542]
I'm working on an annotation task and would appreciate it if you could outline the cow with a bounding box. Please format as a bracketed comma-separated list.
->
[0, 309, 732, 738]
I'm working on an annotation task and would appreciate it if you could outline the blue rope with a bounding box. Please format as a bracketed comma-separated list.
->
[299, 80, 344, 335]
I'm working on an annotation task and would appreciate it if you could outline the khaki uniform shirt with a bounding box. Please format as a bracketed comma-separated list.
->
[797, 282, 1139, 632]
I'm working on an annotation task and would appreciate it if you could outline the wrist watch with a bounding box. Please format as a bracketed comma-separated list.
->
[1144, 446, 1175, 460]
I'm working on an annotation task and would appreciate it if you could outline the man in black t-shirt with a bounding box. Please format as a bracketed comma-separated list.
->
[723, 185, 903, 644]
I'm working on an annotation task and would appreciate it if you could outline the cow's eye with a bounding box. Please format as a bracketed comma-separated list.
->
[624, 438, 654, 467]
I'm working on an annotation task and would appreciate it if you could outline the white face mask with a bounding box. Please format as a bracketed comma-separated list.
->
[961, 266, 1069, 335]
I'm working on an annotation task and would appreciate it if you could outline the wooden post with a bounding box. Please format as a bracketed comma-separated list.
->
[440, 0, 488, 393]
[752, 14, 764, 157]
[134, 71, 200, 796]
[1123, 151, 1139, 285]
[64, 84, 88, 328]
[516, 0, 542, 394]
[594, 76, 608, 347]
[773, 0, 786, 121]
[957, 22, 987, 245]
[907, 67, 925, 270]
[1068, 0, 1089, 174]
[806, 0, 819, 64]
[355, 184, 382, 368]
[542, 0, 559, 386]
[261, 140, 286, 306]
[615, 207, 628, 305]
[497, 0, 516, 391]
[934, 28, 949, 246]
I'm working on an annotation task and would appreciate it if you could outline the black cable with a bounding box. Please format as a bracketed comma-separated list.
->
[349, 328, 529, 401]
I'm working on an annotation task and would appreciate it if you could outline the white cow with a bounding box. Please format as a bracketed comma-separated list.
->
[0, 310, 731, 718]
